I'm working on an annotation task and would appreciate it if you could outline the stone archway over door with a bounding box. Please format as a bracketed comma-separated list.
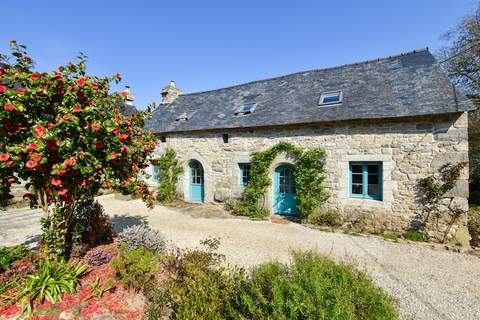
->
[273, 164, 298, 216]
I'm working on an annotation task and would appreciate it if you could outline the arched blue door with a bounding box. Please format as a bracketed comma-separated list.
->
[189, 160, 204, 202]
[273, 164, 298, 216]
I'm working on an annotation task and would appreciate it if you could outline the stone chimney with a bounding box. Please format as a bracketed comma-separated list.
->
[161, 80, 182, 104]
[121, 86, 135, 106]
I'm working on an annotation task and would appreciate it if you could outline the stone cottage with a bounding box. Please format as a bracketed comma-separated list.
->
[145, 49, 474, 229]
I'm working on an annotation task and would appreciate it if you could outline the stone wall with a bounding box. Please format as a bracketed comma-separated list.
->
[148, 112, 470, 232]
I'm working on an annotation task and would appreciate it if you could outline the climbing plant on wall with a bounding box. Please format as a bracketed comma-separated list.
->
[227, 141, 328, 219]
[156, 147, 183, 203]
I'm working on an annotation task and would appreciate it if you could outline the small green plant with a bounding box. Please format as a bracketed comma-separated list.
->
[156, 148, 184, 203]
[383, 233, 399, 242]
[467, 207, 480, 247]
[305, 209, 343, 227]
[230, 251, 398, 320]
[403, 230, 425, 242]
[87, 276, 114, 299]
[112, 245, 159, 291]
[0, 245, 31, 272]
[17, 259, 87, 318]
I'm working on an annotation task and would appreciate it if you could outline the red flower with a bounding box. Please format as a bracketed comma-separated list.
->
[0, 153, 10, 161]
[80, 179, 89, 186]
[132, 165, 139, 171]
[110, 151, 117, 159]
[4, 103, 14, 111]
[31, 153, 42, 162]
[63, 158, 76, 167]
[58, 188, 68, 195]
[23, 193, 33, 201]
[55, 72, 62, 81]
[76, 78, 85, 87]
[57, 169, 66, 176]
[112, 127, 119, 135]
[92, 83, 99, 90]
[115, 73, 121, 80]
[118, 133, 128, 141]
[121, 146, 129, 153]
[0, 85, 6, 93]
[96, 140, 104, 149]
[46, 139, 58, 149]
[0, 68, 3, 76]
[51, 178, 62, 186]
[16, 88, 25, 94]
[47, 123, 54, 129]
[34, 125, 46, 138]
[63, 114, 74, 121]
[26, 143, 38, 152]
[73, 105, 82, 113]
[121, 91, 128, 97]
[7, 160, 14, 167]
[31, 73, 41, 80]
[26, 160, 38, 168]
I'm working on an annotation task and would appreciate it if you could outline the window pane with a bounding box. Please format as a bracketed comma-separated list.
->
[351, 165, 362, 173]
[352, 174, 363, 184]
[368, 165, 378, 174]
[368, 174, 379, 185]
[322, 94, 340, 104]
[368, 184, 379, 195]
[352, 184, 363, 194]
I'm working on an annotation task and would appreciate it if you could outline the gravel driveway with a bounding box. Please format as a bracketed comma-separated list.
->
[1, 194, 479, 320]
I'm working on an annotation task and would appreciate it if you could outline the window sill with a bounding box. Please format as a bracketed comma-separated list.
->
[345, 197, 385, 208]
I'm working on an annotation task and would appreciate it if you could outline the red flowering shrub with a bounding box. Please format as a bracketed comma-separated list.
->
[0, 42, 157, 257]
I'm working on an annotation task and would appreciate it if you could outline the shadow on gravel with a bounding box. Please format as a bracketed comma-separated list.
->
[111, 214, 148, 232]
[22, 234, 41, 249]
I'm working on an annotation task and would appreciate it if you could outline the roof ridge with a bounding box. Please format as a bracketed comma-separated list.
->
[179, 48, 430, 97]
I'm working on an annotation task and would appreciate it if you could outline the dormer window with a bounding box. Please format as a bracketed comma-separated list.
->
[176, 112, 188, 121]
[319, 91, 342, 106]
[235, 103, 256, 115]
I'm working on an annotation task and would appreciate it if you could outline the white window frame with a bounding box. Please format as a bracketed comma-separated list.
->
[235, 103, 257, 116]
[318, 90, 343, 106]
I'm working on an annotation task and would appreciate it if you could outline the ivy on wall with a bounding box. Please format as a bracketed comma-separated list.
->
[227, 141, 328, 219]
[156, 148, 184, 204]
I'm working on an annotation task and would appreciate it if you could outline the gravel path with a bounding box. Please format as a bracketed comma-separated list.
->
[1, 195, 479, 320]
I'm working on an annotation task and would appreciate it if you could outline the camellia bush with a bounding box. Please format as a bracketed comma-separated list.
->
[0, 41, 157, 257]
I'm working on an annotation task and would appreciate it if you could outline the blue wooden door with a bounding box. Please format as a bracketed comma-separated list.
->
[273, 164, 298, 216]
[189, 160, 204, 202]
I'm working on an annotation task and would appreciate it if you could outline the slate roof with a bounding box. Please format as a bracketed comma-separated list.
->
[146, 49, 475, 133]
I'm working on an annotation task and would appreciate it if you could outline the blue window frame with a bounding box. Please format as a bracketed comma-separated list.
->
[349, 162, 382, 200]
[152, 165, 161, 184]
[239, 163, 251, 186]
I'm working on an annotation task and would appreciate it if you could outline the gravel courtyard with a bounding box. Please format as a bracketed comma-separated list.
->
[1, 194, 479, 320]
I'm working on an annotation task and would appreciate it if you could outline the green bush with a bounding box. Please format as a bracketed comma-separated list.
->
[17, 259, 87, 317]
[305, 209, 343, 227]
[468, 207, 480, 247]
[0, 245, 31, 272]
[156, 148, 183, 204]
[112, 245, 159, 291]
[230, 251, 398, 320]
[403, 230, 425, 242]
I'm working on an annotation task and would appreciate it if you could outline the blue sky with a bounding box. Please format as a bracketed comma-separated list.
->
[1, 0, 478, 109]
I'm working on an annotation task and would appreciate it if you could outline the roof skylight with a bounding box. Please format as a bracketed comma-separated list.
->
[175, 112, 188, 121]
[319, 91, 343, 106]
[235, 103, 257, 115]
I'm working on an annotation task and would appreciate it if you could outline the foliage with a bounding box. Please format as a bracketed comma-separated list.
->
[17, 259, 87, 317]
[156, 147, 183, 203]
[467, 207, 480, 247]
[417, 162, 467, 242]
[230, 251, 398, 320]
[305, 208, 343, 227]
[0, 260, 37, 285]
[70, 243, 88, 258]
[118, 224, 166, 253]
[0, 41, 157, 258]
[0, 245, 31, 273]
[112, 245, 159, 291]
[403, 230, 424, 242]
[85, 248, 112, 266]
[71, 199, 113, 248]
[227, 141, 327, 219]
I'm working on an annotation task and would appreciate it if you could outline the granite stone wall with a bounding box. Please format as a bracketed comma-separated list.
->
[148, 112, 469, 234]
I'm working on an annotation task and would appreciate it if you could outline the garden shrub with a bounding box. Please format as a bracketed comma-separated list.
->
[71, 200, 113, 248]
[118, 225, 166, 252]
[403, 230, 425, 242]
[112, 245, 159, 291]
[85, 248, 112, 266]
[305, 208, 343, 227]
[17, 259, 87, 317]
[230, 251, 398, 320]
[0, 245, 31, 273]
[0, 260, 37, 284]
[156, 148, 183, 204]
[467, 207, 480, 247]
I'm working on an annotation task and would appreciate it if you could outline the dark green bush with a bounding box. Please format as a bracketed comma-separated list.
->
[306, 209, 343, 227]
[403, 230, 425, 242]
[0, 245, 31, 273]
[156, 148, 184, 204]
[112, 245, 159, 291]
[468, 207, 480, 247]
[230, 251, 398, 320]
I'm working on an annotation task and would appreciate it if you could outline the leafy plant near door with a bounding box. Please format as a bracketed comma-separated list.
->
[156, 147, 184, 203]
[226, 141, 328, 219]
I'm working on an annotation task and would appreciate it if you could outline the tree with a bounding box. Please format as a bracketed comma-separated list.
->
[0, 41, 157, 257]
[439, 7, 480, 201]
